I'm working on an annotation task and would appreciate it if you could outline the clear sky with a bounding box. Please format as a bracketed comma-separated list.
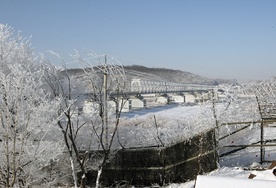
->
[1, 0, 276, 82]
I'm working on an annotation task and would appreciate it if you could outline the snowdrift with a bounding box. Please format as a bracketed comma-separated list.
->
[195, 175, 276, 188]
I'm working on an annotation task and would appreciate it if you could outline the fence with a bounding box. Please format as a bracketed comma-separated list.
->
[85, 128, 218, 186]
[218, 119, 276, 166]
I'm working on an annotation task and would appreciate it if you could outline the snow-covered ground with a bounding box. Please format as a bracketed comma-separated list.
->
[165, 166, 276, 188]
[119, 97, 260, 148]
[118, 98, 276, 187]
[119, 103, 216, 147]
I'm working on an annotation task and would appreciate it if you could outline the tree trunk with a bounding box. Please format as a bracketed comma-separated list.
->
[79, 172, 86, 188]
[95, 167, 102, 188]
[70, 156, 78, 188]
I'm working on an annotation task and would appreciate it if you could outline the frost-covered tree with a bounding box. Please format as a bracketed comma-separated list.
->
[42, 55, 88, 188]
[76, 52, 127, 188]
[0, 24, 63, 187]
[45, 51, 127, 187]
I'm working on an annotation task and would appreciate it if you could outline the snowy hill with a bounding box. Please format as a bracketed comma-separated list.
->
[123, 65, 238, 85]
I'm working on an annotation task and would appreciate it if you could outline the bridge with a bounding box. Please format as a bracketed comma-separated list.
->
[80, 78, 217, 114]
[130, 78, 215, 94]
[111, 78, 217, 112]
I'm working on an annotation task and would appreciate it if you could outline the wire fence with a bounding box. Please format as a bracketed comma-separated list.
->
[218, 119, 276, 165]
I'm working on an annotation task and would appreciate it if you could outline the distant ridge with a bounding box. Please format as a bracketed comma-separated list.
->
[123, 65, 237, 85]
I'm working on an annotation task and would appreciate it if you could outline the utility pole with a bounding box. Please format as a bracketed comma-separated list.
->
[103, 55, 108, 149]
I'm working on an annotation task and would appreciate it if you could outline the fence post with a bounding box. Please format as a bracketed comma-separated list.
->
[260, 120, 264, 164]
[256, 96, 264, 164]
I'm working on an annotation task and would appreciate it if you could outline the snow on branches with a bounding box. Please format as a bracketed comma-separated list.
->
[0, 24, 63, 187]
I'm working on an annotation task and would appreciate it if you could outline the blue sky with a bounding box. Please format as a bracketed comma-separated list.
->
[1, 0, 276, 82]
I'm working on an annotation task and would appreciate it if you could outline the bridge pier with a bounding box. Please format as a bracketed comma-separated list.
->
[168, 93, 185, 103]
[156, 94, 169, 104]
[183, 91, 212, 103]
[184, 93, 196, 103]
[129, 97, 145, 110]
